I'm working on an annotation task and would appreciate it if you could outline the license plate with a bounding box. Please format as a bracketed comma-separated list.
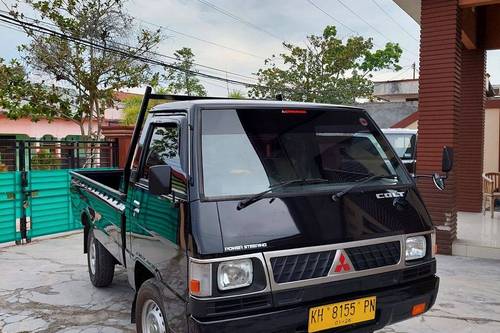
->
[308, 296, 376, 332]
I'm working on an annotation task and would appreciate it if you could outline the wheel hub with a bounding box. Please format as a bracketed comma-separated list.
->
[142, 299, 166, 333]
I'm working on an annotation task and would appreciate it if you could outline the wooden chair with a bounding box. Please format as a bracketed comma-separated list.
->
[483, 172, 500, 218]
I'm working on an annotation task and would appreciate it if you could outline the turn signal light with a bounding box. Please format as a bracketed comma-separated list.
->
[189, 261, 212, 296]
[411, 303, 426, 316]
[431, 230, 437, 257]
[190, 279, 201, 294]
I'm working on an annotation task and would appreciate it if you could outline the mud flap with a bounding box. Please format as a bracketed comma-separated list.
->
[131, 292, 137, 323]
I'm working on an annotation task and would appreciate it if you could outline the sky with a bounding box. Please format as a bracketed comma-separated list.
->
[0, 0, 499, 96]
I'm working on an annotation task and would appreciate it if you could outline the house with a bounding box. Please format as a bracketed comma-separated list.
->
[0, 91, 139, 139]
[392, 0, 500, 258]
[363, 77, 500, 174]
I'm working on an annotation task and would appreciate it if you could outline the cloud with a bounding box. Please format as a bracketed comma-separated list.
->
[125, 0, 423, 95]
[5, 0, 499, 97]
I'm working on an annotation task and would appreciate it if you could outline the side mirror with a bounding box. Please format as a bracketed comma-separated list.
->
[149, 165, 172, 196]
[415, 146, 453, 191]
[442, 146, 453, 173]
[432, 173, 445, 191]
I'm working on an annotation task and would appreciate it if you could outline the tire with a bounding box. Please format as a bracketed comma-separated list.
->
[87, 230, 115, 287]
[136, 279, 168, 333]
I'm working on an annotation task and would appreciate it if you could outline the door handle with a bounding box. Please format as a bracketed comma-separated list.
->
[133, 207, 140, 216]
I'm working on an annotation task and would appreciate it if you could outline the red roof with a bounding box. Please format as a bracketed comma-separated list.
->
[391, 112, 418, 128]
[113, 91, 142, 102]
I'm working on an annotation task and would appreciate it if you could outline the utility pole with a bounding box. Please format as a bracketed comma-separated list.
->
[412, 62, 416, 79]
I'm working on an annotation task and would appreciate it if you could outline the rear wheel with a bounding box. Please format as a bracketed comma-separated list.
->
[136, 279, 168, 333]
[87, 230, 115, 287]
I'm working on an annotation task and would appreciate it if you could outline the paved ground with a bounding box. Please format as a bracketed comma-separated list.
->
[1, 233, 500, 333]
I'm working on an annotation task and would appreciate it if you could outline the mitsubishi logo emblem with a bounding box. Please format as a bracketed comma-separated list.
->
[330, 250, 354, 275]
[335, 254, 351, 272]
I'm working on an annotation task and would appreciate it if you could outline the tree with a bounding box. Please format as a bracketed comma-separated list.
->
[228, 90, 245, 99]
[121, 87, 168, 126]
[249, 26, 403, 104]
[164, 47, 207, 96]
[5, 0, 162, 137]
[0, 58, 71, 122]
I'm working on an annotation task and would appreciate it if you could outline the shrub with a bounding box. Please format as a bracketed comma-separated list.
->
[31, 149, 60, 170]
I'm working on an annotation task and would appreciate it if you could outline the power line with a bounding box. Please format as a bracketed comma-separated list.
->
[0, 15, 251, 94]
[306, 0, 355, 36]
[135, 16, 266, 60]
[370, 0, 419, 42]
[306, 0, 378, 44]
[0, 10, 412, 97]
[337, 0, 387, 39]
[0, 10, 259, 82]
[2, 10, 260, 82]
[336, 0, 419, 57]
[0, 21, 24, 33]
[0, 12, 268, 90]
[305, 0, 416, 63]
[197, 0, 283, 41]
[387, 66, 413, 81]
[141, 48, 259, 82]
[199, 77, 232, 91]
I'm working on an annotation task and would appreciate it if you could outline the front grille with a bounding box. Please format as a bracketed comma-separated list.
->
[270, 250, 336, 283]
[345, 241, 401, 271]
[402, 262, 434, 282]
[207, 294, 272, 315]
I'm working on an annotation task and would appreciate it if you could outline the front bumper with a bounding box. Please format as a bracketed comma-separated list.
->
[189, 275, 439, 333]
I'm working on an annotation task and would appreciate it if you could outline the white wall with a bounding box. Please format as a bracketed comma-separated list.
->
[484, 108, 500, 173]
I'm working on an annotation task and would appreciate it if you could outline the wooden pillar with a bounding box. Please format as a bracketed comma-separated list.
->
[457, 49, 486, 212]
[101, 125, 134, 169]
[418, 0, 462, 254]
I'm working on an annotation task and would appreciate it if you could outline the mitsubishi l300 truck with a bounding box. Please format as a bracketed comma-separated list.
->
[70, 87, 452, 333]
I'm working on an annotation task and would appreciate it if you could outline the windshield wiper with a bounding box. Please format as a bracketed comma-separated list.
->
[237, 178, 329, 210]
[332, 174, 398, 201]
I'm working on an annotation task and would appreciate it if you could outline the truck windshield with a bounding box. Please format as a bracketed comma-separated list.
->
[201, 108, 409, 198]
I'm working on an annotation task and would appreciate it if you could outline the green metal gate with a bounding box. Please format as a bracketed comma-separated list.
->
[27, 170, 80, 239]
[0, 139, 118, 244]
[0, 171, 20, 243]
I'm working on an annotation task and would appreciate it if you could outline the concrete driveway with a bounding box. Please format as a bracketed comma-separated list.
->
[1, 233, 500, 333]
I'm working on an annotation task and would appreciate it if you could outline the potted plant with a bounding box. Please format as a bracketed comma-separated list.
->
[0, 153, 8, 172]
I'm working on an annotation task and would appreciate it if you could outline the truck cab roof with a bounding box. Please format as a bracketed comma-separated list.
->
[150, 99, 363, 113]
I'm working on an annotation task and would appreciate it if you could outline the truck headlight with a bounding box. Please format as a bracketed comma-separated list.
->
[217, 259, 253, 291]
[406, 236, 427, 261]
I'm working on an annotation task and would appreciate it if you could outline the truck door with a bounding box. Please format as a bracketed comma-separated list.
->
[127, 117, 189, 316]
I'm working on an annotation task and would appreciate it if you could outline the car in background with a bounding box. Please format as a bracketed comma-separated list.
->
[382, 128, 417, 174]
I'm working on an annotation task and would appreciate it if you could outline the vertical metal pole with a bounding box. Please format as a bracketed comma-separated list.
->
[27, 141, 32, 171]
[68, 141, 74, 169]
[18, 141, 28, 244]
[113, 138, 119, 168]
[18, 140, 25, 172]
[123, 86, 152, 195]
[91, 142, 95, 168]
[75, 142, 80, 168]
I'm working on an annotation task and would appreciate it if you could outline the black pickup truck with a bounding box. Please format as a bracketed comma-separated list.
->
[70, 87, 452, 333]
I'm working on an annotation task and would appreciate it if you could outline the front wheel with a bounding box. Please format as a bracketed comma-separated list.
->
[136, 279, 168, 333]
[87, 230, 115, 287]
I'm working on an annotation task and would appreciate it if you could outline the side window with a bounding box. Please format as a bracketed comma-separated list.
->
[140, 124, 180, 180]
